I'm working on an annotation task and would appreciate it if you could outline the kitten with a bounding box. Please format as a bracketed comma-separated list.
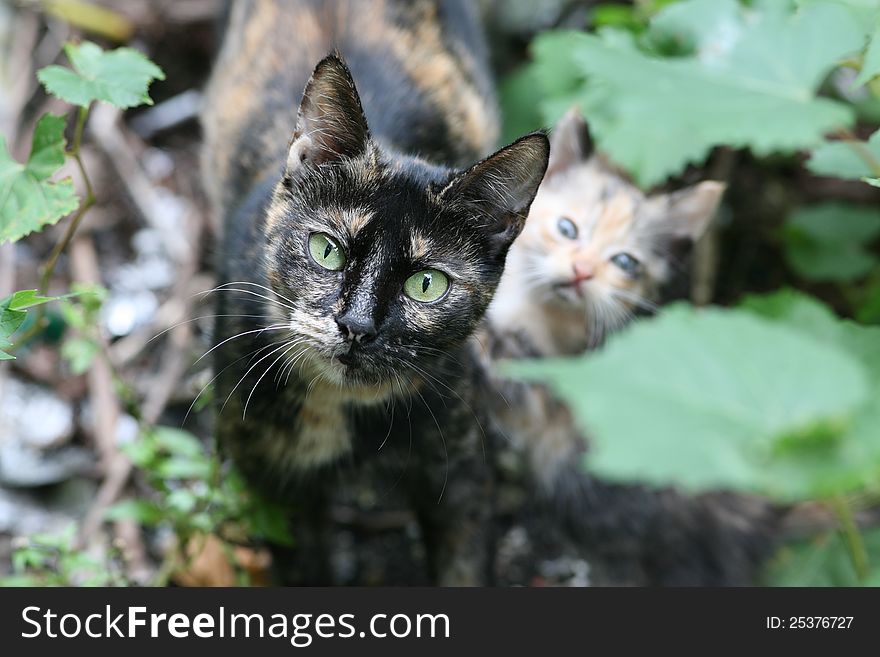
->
[476, 110, 780, 585]
[488, 108, 726, 356]
[201, 0, 549, 585]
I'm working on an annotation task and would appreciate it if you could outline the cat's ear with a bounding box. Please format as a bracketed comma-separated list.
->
[286, 54, 370, 174]
[652, 181, 726, 241]
[438, 132, 550, 252]
[546, 107, 592, 178]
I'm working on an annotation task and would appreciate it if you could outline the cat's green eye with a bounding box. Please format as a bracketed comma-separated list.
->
[308, 232, 345, 271]
[403, 269, 449, 303]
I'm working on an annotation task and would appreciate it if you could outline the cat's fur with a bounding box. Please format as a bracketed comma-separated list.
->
[488, 108, 726, 356]
[202, 0, 549, 585]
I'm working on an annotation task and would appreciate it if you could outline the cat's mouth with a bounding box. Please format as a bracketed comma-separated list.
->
[552, 279, 589, 304]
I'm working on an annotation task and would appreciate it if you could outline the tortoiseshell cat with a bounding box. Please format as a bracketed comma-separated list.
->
[202, 0, 549, 585]
[488, 108, 725, 357]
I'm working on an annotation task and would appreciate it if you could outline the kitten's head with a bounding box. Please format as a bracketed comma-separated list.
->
[509, 108, 724, 341]
[262, 55, 548, 389]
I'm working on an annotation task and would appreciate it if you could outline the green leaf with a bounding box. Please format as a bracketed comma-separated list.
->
[863, 176, 880, 187]
[38, 41, 165, 109]
[855, 22, 880, 86]
[856, 279, 880, 323]
[0, 295, 28, 360]
[807, 129, 880, 180]
[783, 203, 880, 282]
[766, 527, 880, 586]
[61, 336, 100, 374]
[499, 65, 546, 145]
[7, 289, 59, 310]
[120, 438, 157, 468]
[505, 305, 874, 500]
[166, 489, 198, 515]
[156, 458, 211, 481]
[105, 499, 164, 525]
[151, 427, 205, 459]
[0, 113, 79, 243]
[0, 288, 89, 359]
[797, 0, 880, 36]
[554, 1, 862, 186]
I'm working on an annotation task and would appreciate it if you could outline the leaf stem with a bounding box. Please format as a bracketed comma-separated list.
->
[13, 104, 94, 350]
[39, 104, 95, 296]
[831, 495, 870, 583]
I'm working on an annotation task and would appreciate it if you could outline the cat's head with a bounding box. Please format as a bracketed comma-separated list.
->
[262, 55, 548, 389]
[508, 108, 724, 339]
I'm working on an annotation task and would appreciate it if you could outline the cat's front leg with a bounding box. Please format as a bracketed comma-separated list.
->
[409, 419, 494, 586]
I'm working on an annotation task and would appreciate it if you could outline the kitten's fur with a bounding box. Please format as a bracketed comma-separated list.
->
[202, 0, 549, 585]
[489, 108, 725, 356]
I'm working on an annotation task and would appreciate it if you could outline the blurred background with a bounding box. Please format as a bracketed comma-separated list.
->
[0, 0, 879, 586]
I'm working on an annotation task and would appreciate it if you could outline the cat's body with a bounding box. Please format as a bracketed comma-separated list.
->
[202, 2, 786, 588]
[202, 0, 549, 585]
[488, 109, 725, 356]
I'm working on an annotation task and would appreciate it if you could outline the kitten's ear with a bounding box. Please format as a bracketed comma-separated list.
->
[546, 107, 592, 178]
[654, 181, 726, 241]
[286, 54, 370, 173]
[438, 132, 550, 252]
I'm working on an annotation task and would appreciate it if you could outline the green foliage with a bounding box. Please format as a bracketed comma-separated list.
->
[61, 336, 100, 374]
[0, 289, 78, 359]
[38, 41, 165, 109]
[783, 203, 880, 282]
[807, 129, 880, 180]
[109, 426, 293, 550]
[505, 297, 880, 501]
[856, 24, 880, 84]
[504, 0, 876, 187]
[766, 527, 880, 586]
[0, 114, 78, 244]
[2, 525, 123, 587]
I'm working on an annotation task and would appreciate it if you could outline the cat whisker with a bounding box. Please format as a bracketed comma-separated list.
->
[199, 284, 297, 314]
[182, 338, 290, 426]
[409, 382, 449, 504]
[193, 323, 289, 366]
[399, 358, 489, 464]
[219, 341, 298, 416]
[212, 280, 300, 312]
[244, 340, 306, 418]
[146, 312, 276, 347]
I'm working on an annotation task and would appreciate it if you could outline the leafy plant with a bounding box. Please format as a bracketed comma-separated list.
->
[2, 525, 125, 587]
[507, 297, 880, 500]
[0, 114, 78, 243]
[105, 426, 292, 585]
[1, 40, 163, 356]
[503, 0, 880, 186]
[783, 203, 880, 282]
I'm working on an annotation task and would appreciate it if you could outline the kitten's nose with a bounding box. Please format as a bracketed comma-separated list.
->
[573, 263, 594, 283]
[336, 311, 377, 344]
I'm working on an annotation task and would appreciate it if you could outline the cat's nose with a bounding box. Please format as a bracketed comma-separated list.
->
[573, 263, 594, 283]
[336, 311, 377, 344]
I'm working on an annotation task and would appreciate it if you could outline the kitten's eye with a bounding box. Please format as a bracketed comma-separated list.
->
[610, 252, 640, 275]
[557, 217, 578, 240]
[308, 232, 345, 271]
[403, 269, 450, 303]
